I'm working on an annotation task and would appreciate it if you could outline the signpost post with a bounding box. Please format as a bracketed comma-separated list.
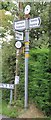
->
[24, 5, 30, 109]
[14, 49, 19, 101]
[14, 40, 22, 101]
[14, 5, 41, 109]
[25, 18, 29, 108]
[10, 89, 13, 104]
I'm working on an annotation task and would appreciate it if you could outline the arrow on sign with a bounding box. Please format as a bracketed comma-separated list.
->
[29, 17, 41, 28]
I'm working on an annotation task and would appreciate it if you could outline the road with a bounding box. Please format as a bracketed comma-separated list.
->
[18, 104, 45, 118]
[0, 114, 8, 120]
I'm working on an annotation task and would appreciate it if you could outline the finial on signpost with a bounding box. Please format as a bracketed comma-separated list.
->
[24, 5, 31, 15]
[24, 5, 31, 19]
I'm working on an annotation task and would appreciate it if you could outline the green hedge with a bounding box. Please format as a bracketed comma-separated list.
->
[2, 48, 51, 116]
[15, 48, 50, 116]
[28, 48, 50, 116]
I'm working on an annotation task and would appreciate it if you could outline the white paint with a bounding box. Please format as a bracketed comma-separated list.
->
[15, 41, 22, 49]
[0, 83, 14, 89]
[15, 31, 23, 40]
[15, 76, 19, 84]
[14, 20, 25, 30]
[29, 17, 41, 28]
[16, 59, 18, 63]
[17, 49, 19, 54]
[14, 17, 41, 31]
[24, 5, 31, 15]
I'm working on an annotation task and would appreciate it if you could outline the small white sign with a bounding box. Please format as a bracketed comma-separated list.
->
[0, 83, 14, 89]
[14, 17, 41, 31]
[14, 20, 25, 31]
[15, 41, 22, 49]
[15, 31, 23, 40]
[15, 76, 19, 84]
[29, 17, 41, 28]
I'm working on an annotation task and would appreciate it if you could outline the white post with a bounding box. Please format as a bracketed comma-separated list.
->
[25, 18, 29, 109]
[10, 89, 13, 104]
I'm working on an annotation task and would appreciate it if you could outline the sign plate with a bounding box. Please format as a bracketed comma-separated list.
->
[14, 20, 25, 31]
[15, 41, 22, 49]
[29, 17, 41, 28]
[0, 83, 14, 89]
[15, 76, 19, 84]
[14, 17, 41, 31]
[15, 31, 23, 40]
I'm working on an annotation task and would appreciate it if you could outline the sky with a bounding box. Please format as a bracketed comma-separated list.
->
[1, 0, 51, 2]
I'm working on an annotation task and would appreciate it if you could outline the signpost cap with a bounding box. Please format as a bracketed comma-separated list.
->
[24, 5, 31, 15]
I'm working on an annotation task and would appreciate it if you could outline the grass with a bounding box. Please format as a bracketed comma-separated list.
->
[2, 101, 19, 118]
[0, 49, 2, 83]
[0, 49, 2, 114]
[0, 91, 2, 114]
[2, 100, 24, 118]
[1, 101, 45, 118]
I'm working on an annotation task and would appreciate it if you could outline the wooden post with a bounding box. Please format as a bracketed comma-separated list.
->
[14, 49, 19, 101]
[14, 2, 23, 101]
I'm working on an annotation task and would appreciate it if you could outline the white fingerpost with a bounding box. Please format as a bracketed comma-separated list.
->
[14, 4, 41, 109]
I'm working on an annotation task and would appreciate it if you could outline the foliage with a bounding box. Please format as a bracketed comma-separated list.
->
[2, 101, 18, 118]
[0, 1, 50, 48]
[2, 40, 16, 82]
[0, 10, 14, 31]
[29, 2, 50, 48]
[11, 100, 24, 108]
[28, 48, 50, 116]
[2, 44, 50, 116]
[2, 40, 16, 101]
[0, 1, 17, 12]
[1, 100, 24, 117]
[12, 48, 50, 116]
[0, 1, 51, 117]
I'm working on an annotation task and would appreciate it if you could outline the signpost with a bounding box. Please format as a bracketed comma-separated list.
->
[15, 41, 22, 49]
[0, 83, 14, 89]
[14, 5, 41, 109]
[25, 19, 29, 108]
[15, 76, 19, 84]
[14, 20, 25, 31]
[14, 17, 41, 31]
[15, 31, 23, 41]
[0, 83, 14, 104]
[29, 17, 41, 28]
